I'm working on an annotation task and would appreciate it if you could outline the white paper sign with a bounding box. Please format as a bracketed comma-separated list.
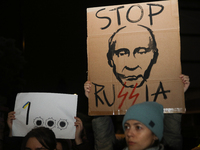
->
[13, 92, 78, 139]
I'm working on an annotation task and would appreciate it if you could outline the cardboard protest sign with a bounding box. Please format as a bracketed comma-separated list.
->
[13, 92, 78, 139]
[87, 0, 185, 115]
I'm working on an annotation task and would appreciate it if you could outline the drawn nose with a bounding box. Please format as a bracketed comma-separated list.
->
[124, 54, 141, 71]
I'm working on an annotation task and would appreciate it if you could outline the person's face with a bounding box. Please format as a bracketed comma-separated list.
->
[25, 137, 50, 150]
[111, 28, 156, 88]
[124, 120, 157, 150]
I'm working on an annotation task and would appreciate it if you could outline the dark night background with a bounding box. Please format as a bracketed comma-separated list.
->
[0, 0, 200, 149]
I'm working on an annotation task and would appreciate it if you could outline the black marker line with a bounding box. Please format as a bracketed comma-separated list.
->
[26, 102, 31, 125]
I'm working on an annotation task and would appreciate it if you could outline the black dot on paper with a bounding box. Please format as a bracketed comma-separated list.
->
[47, 120, 54, 127]
[36, 120, 42, 126]
[33, 117, 44, 127]
[45, 118, 56, 129]
[60, 121, 66, 127]
[57, 119, 68, 130]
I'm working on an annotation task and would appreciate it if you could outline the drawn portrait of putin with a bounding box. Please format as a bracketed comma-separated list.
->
[107, 24, 158, 88]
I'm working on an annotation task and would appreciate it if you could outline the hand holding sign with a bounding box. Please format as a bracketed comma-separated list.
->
[74, 117, 84, 145]
[7, 111, 15, 137]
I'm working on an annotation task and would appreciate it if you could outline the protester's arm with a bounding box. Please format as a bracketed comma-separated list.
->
[7, 111, 15, 137]
[84, 81, 91, 98]
[83, 81, 116, 150]
[180, 74, 190, 92]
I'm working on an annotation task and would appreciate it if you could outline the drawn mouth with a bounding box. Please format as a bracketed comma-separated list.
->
[126, 76, 137, 81]
[123, 75, 143, 81]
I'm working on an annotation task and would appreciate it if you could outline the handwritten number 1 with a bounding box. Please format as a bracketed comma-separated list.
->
[26, 102, 31, 125]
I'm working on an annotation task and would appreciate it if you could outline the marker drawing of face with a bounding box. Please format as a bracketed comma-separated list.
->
[107, 24, 158, 88]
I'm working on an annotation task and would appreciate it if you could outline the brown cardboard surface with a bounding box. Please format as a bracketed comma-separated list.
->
[87, 0, 185, 116]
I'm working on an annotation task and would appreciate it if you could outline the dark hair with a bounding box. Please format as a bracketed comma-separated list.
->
[56, 139, 70, 150]
[21, 127, 56, 150]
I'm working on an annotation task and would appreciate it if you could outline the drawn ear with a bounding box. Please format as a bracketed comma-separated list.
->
[109, 60, 114, 67]
[153, 50, 159, 64]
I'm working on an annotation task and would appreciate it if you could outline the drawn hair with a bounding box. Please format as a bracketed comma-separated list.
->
[21, 127, 56, 150]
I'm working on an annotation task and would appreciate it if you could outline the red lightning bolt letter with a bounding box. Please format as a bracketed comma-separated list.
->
[118, 82, 139, 109]
[118, 82, 128, 109]
[129, 83, 139, 106]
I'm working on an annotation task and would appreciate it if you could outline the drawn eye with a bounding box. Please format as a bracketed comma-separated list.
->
[33, 117, 44, 127]
[138, 48, 146, 54]
[57, 119, 68, 130]
[115, 48, 130, 57]
[119, 51, 127, 56]
[45, 118, 56, 129]
[133, 47, 150, 56]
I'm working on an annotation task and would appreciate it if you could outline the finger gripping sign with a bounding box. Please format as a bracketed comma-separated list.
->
[13, 92, 78, 139]
[87, 0, 185, 116]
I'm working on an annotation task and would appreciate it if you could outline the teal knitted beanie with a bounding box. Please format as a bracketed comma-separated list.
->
[122, 102, 164, 141]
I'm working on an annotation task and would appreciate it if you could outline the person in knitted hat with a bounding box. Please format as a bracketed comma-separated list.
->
[122, 102, 164, 150]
